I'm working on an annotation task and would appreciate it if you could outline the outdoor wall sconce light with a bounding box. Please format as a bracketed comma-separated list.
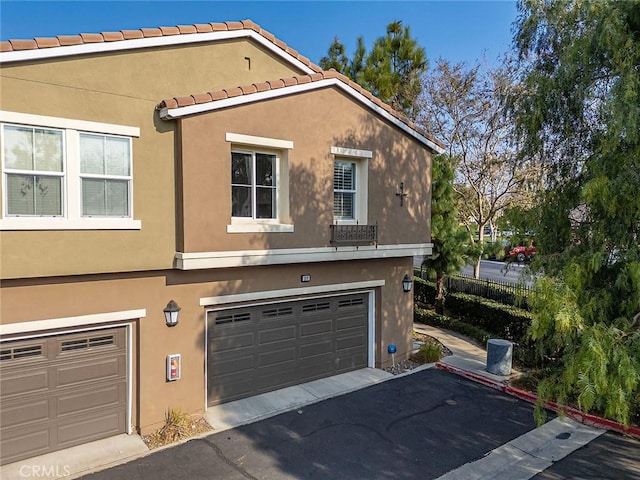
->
[402, 274, 413, 293]
[163, 300, 181, 327]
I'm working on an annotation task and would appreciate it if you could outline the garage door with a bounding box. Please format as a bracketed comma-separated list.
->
[0, 328, 127, 465]
[207, 293, 368, 406]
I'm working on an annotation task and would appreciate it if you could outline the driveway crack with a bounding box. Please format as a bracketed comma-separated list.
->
[196, 437, 259, 480]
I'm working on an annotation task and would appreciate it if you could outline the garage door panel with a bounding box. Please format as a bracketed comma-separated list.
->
[209, 332, 254, 352]
[0, 327, 127, 465]
[57, 409, 125, 447]
[299, 340, 333, 359]
[57, 383, 125, 416]
[259, 326, 295, 345]
[0, 369, 49, 397]
[56, 356, 125, 387]
[208, 294, 368, 406]
[0, 398, 50, 428]
[0, 427, 51, 465]
[258, 347, 296, 367]
[300, 319, 332, 337]
[209, 354, 254, 376]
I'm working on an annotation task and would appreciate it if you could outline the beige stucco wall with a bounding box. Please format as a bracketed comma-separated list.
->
[179, 87, 432, 253]
[0, 39, 303, 279]
[1, 257, 413, 434]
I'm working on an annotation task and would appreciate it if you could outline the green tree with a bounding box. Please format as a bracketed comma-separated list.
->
[319, 21, 427, 120]
[514, 0, 640, 426]
[422, 154, 474, 314]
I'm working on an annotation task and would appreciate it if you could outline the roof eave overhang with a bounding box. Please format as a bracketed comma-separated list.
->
[0, 29, 316, 75]
[159, 78, 446, 154]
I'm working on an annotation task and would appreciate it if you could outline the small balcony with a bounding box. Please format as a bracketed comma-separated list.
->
[330, 223, 377, 247]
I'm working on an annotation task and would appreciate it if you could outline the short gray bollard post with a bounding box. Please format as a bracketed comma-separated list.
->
[486, 339, 513, 375]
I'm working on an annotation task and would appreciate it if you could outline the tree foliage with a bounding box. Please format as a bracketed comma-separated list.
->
[419, 59, 540, 278]
[514, 0, 640, 426]
[319, 21, 427, 120]
[422, 154, 475, 314]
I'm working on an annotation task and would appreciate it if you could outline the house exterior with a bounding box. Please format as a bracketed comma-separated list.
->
[0, 20, 444, 465]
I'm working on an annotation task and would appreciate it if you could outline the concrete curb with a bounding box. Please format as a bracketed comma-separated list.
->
[436, 361, 640, 439]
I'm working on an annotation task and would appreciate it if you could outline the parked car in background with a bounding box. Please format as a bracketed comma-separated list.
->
[507, 245, 537, 262]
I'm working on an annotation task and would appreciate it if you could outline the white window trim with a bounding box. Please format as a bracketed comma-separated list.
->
[332, 146, 370, 226]
[227, 133, 293, 233]
[0, 111, 141, 230]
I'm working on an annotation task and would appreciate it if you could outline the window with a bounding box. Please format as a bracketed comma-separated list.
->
[331, 147, 371, 224]
[333, 160, 356, 220]
[231, 150, 277, 219]
[80, 133, 131, 217]
[0, 111, 140, 230]
[3, 125, 64, 216]
[225, 133, 293, 233]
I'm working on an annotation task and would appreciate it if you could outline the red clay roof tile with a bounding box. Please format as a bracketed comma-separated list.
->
[121, 30, 144, 40]
[296, 75, 312, 85]
[193, 24, 213, 33]
[268, 79, 286, 90]
[161, 98, 178, 109]
[35, 37, 61, 48]
[159, 26, 180, 36]
[210, 90, 228, 101]
[140, 28, 162, 37]
[0, 41, 13, 52]
[192, 93, 213, 104]
[102, 32, 125, 42]
[175, 96, 196, 107]
[210, 23, 229, 32]
[254, 82, 270, 93]
[57, 35, 83, 46]
[240, 84, 258, 95]
[224, 87, 243, 98]
[240, 20, 260, 32]
[224, 21, 244, 31]
[79, 33, 104, 43]
[309, 72, 325, 82]
[10, 39, 38, 50]
[177, 25, 197, 34]
[282, 77, 298, 87]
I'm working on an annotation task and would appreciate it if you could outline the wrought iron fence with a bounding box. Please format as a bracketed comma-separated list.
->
[417, 270, 533, 309]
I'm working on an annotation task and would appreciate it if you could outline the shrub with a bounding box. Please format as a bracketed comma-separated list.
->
[414, 276, 436, 306]
[415, 341, 443, 363]
[414, 307, 491, 347]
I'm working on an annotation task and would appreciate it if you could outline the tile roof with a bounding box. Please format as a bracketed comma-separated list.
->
[1, 19, 444, 151]
[0, 19, 322, 73]
[157, 69, 446, 151]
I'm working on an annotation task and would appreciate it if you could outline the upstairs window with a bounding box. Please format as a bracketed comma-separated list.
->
[80, 133, 131, 217]
[3, 125, 64, 216]
[231, 150, 277, 219]
[333, 160, 356, 220]
[0, 111, 140, 230]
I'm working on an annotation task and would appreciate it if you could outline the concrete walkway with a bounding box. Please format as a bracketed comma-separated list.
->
[0, 324, 601, 480]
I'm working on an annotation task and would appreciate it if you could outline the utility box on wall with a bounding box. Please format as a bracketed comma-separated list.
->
[166, 354, 181, 381]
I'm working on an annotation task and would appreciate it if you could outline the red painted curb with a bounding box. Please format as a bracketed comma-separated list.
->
[435, 361, 640, 439]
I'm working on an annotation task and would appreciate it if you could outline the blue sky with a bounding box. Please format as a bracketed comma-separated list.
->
[0, 1, 519, 67]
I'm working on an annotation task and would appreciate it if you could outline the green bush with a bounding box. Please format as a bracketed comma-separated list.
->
[445, 292, 533, 343]
[413, 276, 436, 306]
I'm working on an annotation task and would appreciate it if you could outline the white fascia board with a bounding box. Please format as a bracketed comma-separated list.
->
[200, 280, 385, 306]
[226, 132, 293, 149]
[0, 309, 147, 336]
[0, 30, 316, 75]
[161, 78, 445, 153]
[176, 243, 433, 270]
[330, 146, 373, 159]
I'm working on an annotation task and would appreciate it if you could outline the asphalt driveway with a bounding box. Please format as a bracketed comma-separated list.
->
[84, 369, 542, 480]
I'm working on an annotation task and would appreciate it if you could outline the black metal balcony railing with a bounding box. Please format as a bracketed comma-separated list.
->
[330, 223, 377, 247]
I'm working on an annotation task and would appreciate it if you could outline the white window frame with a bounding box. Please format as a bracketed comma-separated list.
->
[226, 133, 293, 233]
[331, 146, 371, 225]
[0, 111, 140, 230]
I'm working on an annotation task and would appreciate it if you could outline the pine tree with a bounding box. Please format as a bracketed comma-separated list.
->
[422, 154, 474, 314]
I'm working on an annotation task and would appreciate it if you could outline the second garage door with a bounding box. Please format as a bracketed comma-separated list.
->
[207, 293, 368, 406]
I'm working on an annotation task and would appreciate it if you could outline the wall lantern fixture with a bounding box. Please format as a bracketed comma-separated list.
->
[402, 274, 413, 293]
[163, 300, 181, 327]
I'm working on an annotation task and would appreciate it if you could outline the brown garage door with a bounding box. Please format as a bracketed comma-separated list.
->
[0, 328, 127, 465]
[207, 293, 368, 406]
